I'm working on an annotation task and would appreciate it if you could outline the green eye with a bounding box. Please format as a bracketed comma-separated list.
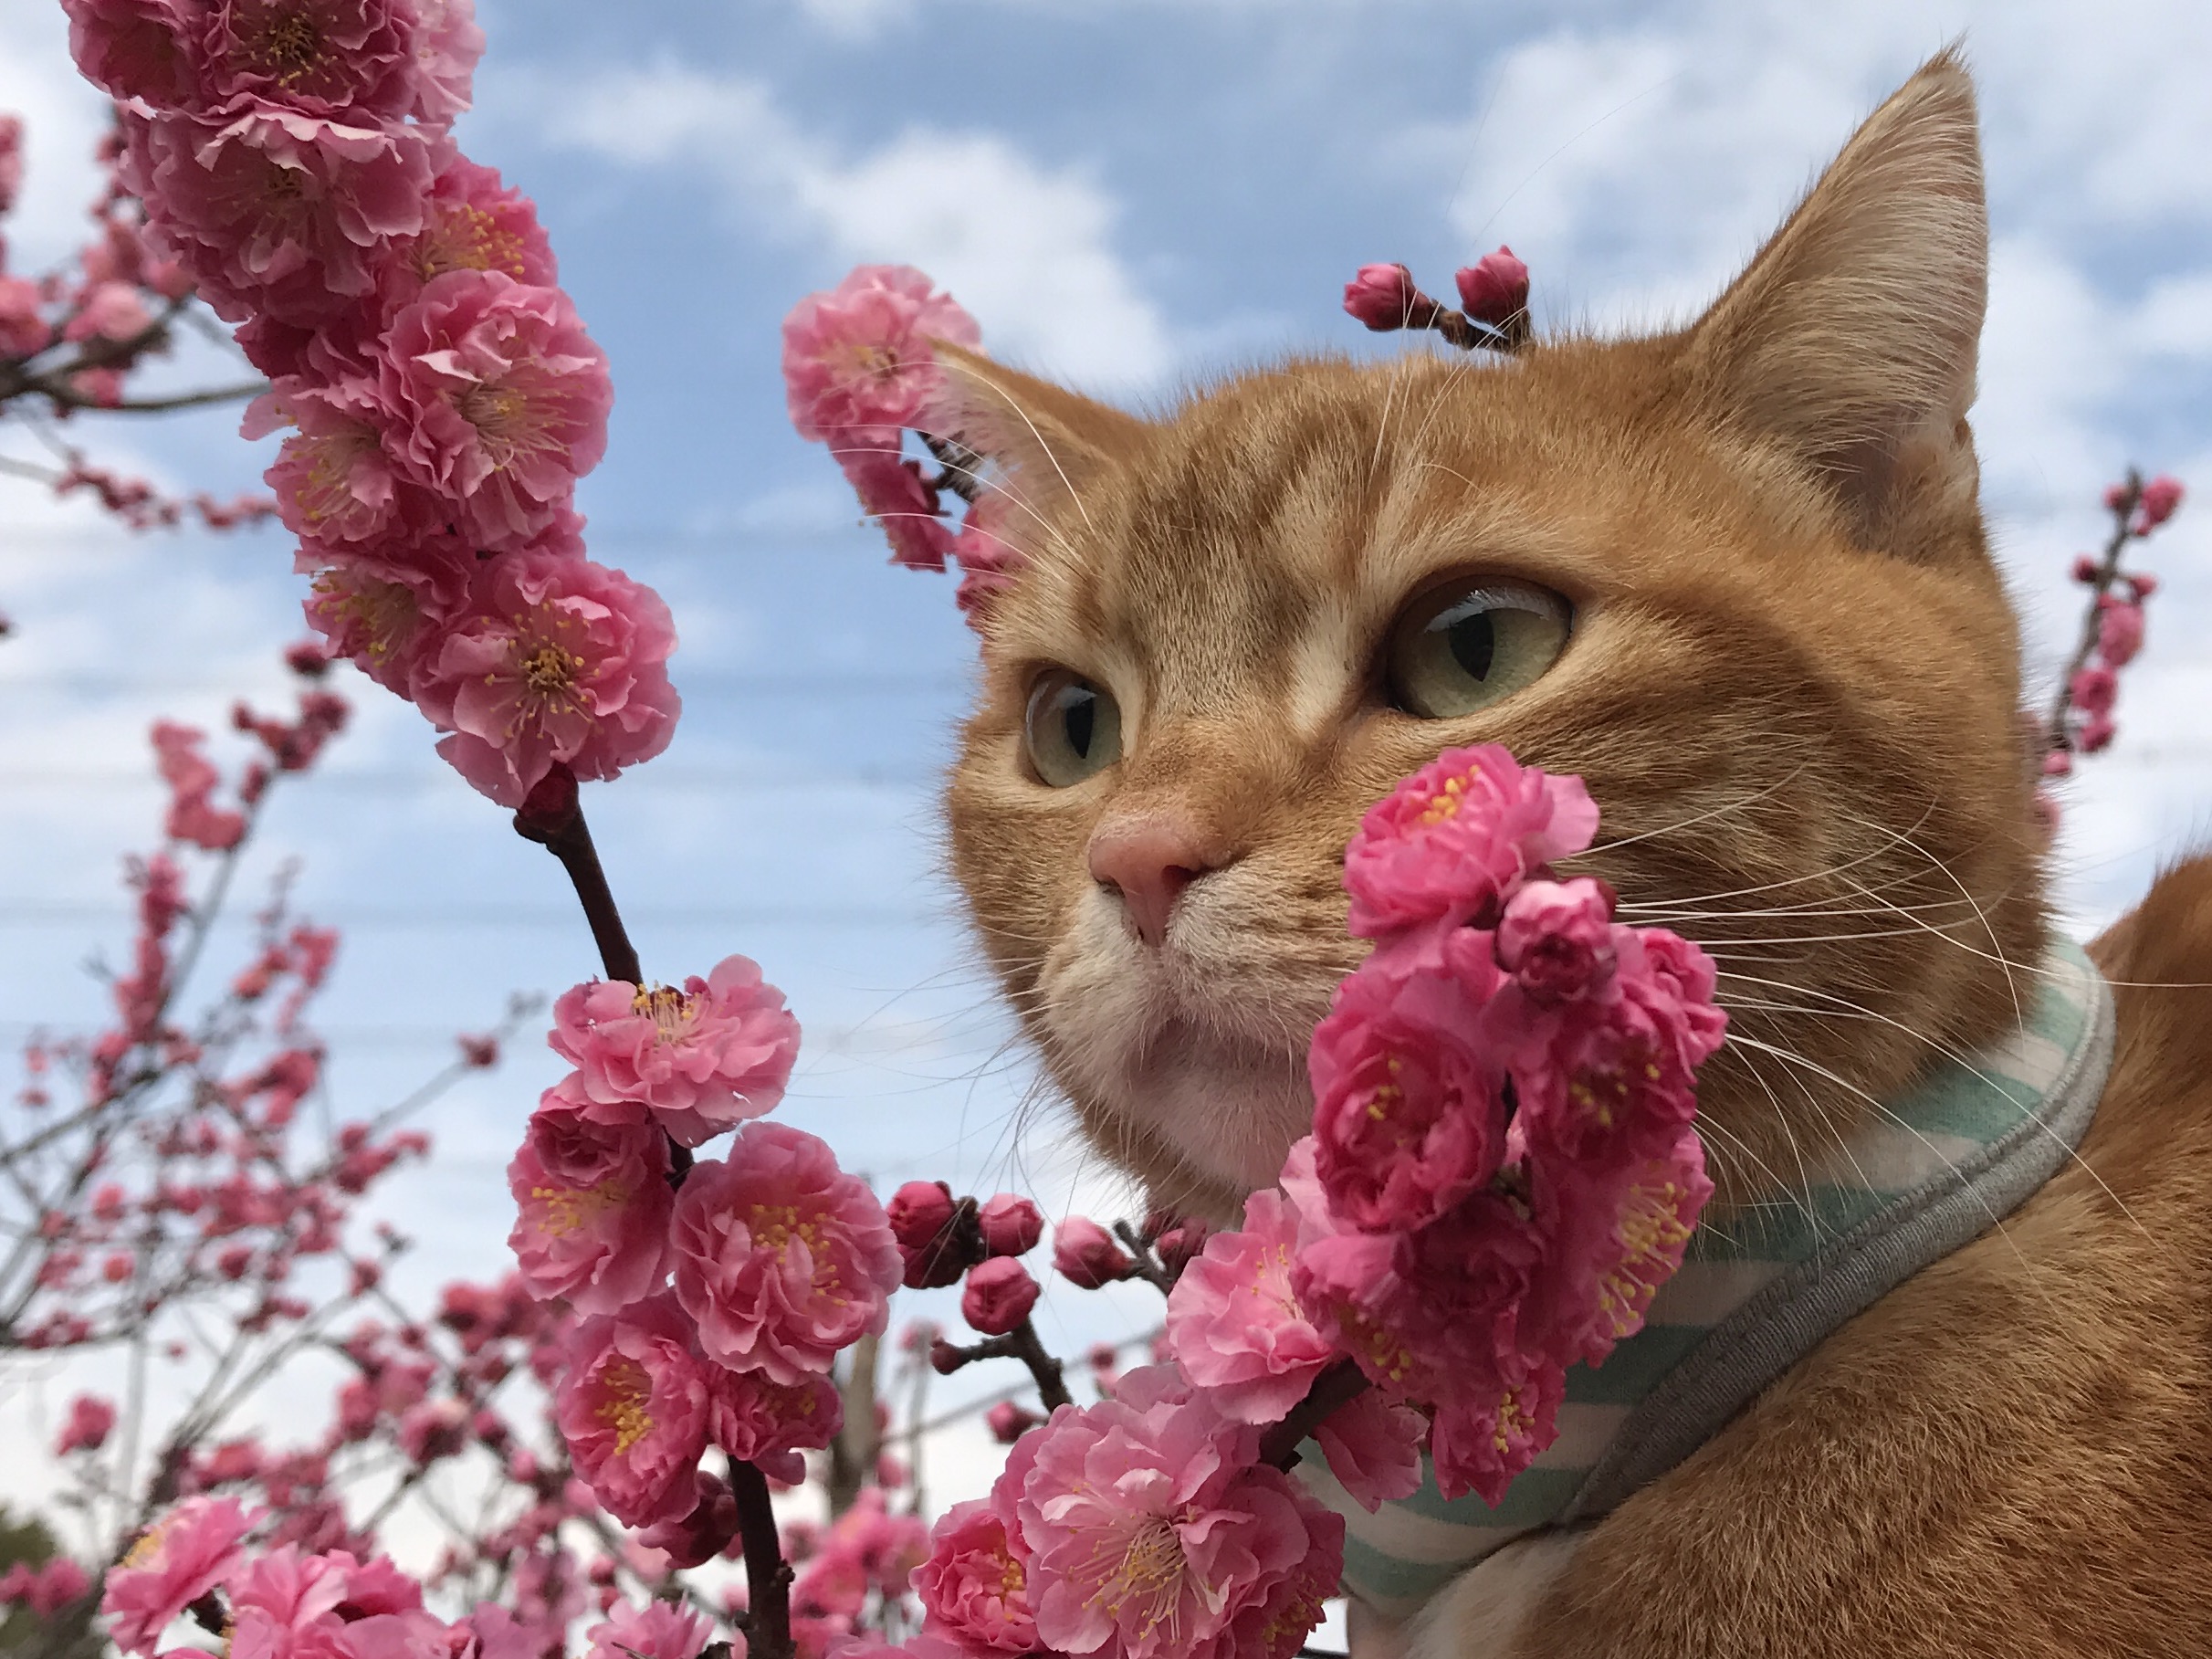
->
[1383, 579, 1571, 719]
[1023, 668, 1123, 786]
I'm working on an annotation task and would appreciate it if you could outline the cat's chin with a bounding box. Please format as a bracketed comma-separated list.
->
[1116, 1019, 1313, 1201]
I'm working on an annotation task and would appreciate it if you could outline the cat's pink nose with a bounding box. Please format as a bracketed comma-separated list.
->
[1088, 820, 1221, 949]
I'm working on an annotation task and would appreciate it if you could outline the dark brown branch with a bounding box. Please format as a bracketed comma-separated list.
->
[917, 430, 986, 507]
[1111, 1219, 1177, 1296]
[727, 1455, 794, 1659]
[1257, 1359, 1372, 1469]
[934, 1318, 1073, 1412]
[2044, 468, 2140, 754]
[511, 764, 643, 985]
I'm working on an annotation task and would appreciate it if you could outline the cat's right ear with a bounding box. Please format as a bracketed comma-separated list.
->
[926, 342, 1151, 529]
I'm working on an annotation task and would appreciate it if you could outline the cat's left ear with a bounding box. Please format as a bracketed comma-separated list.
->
[1683, 49, 1987, 554]
[927, 342, 1152, 527]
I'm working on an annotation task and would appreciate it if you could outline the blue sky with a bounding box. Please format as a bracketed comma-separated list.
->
[3, 0, 2210, 1532]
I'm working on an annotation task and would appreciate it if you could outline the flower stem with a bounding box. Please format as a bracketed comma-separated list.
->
[512, 764, 642, 985]
[727, 1455, 794, 1659]
[1256, 1359, 1371, 1470]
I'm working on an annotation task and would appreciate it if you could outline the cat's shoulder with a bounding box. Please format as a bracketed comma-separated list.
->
[2091, 850, 2212, 1108]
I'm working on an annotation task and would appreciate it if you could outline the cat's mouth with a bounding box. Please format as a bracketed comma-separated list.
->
[1117, 1015, 1315, 1195]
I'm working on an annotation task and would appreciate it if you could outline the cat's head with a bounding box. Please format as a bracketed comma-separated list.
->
[938, 52, 2046, 1223]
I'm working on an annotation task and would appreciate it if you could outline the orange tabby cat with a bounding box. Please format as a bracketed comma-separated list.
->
[934, 52, 2212, 1658]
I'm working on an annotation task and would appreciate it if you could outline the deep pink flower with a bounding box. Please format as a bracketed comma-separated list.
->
[961, 1256, 1040, 1337]
[1452, 247, 1530, 329]
[1342, 745, 1600, 937]
[2096, 597, 2145, 667]
[547, 955, 800, 1146]
[263, 377, 428, 555]
[102, 1496, 258, 1655]
[555, 1293, 712, 1528]
[838, 441, 956, 572]
[377, 157, 555, 313]
[419, 548, 680, 807]
[976, 1193, 1043, 1257]
[1307, 1389, 1424, 1511]
[1495, 877, 1617, 1003]
[199, 0, 422, 121]
[2078, 714, 2117, 753]
[1341, 263, 1425, 331]
[61, 0, 202, 108]
[1051, 1216, 1136, 1289]
[1308, 926, 1507, 1233]
[0, 276, 48, 358]
[781, 264, 980, 443]
[1524, 1122, 1713, 1369]
[711, 1367, 843, 1484]
[506, 1113, 672, 1315]
[2070, 663, 2118, 717]
[56, 1393, 117, 1455]
[1010, 1386, 1342, 1659]
[913, 1500, 1038, 1656]
[635, 1472, 739, 1570]
[24, 1559, 92, 1619]
[1426, 1361, 1565, 1507]
[582, 1600, 713, 1659]
[2136, 474, 2184, 530]
[134, 108, 435, 326]
[299, 541, 476, 698]
[522, 1074, 651, 1183]
[1164, 1190, 1334, 1425]
[377, 270, 611, 547]
[669, 1122, 901, 1383]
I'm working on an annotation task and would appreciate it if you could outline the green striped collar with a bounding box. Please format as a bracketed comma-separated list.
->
[1305, 938, 2115, 1619]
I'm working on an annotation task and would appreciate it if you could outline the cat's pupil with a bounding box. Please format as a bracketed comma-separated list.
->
[1445, 609, 1497, 680]
[1064, 690, 1096, 757]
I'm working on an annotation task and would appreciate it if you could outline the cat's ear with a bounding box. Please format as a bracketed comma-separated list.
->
[927, 342, 1150, 525]
[1684, 50, 1987, 551]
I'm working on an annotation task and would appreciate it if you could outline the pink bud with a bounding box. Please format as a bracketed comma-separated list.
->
[1453, 246, 1530, 328]
[2078, 714, 2117, 753]
[2069, 665, 2118, 717]
[960, 1256, 1041, 1336]
[1154, 1222, 1211, 1276]
[886, 1181, 957, 1251]
[985, 1400, 1041, 1444]
[2070, 554, 2101, 584]
[975, 1193, 1043, 1257]
[2103, 482, 2132, 514]
[1051, 1216, 1137, 1289]
[1343, 263, 1427, 331]
[2136, 475, 2184, 530]
[2095, 598, 2145, 667]
[2128, 572, 2158, 600]
[2040, 749, 2072, 778]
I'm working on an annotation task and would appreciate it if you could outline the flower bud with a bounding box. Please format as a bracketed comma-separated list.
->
[928, 1338, 968, 1376]
[2078, 714, 2117, 753]
[1154, 1222, 1211, 1276]
[2069, 665, 2118, 717]
[985, 1400, 1041, 1444]
[637, 1472, 739, 1570]
[2136, 475, 2184, 530]
[886, 1180, 957, 1250]
[1343, 263, 1425, 331]
[960, 1256, 1041, 1336]
[1496, 877, 1618, 1003]
[2129, 572, 2159, 599]
[2040, 749, 2072, 778]
[1453, 246, 1530, 328]
[975, 1193, 1043, 1257]
[2071, 553, 2102, 584]
[1051, 1217, 1137, 1289]
[2095, 597, 2145, 667]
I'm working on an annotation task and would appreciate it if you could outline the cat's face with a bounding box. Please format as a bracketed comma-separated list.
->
[940, 60, 2046, 1222]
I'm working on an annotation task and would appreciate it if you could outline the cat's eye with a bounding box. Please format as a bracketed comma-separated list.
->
[1382, 578, 1571, 719]
[1023, 668, 1123, 787]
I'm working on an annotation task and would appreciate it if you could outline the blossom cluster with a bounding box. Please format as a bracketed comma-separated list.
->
[781, 265, 1022, 623]
[2045, 472, 2183, 777]
[61, 0, 680, 805]
[1342, 248, 1532, 352]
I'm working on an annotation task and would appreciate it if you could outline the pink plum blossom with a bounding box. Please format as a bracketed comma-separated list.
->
[63, 280, 152, 343]
[299, 541, 475, 698]
[376, 270, 610, 547]
[102, 1496, 258, 1655]
[1341, 263, 1425, 331]
[669, 1122, 901, 1383]
[839, 441, 956, 572]
[506, 1109, 672, 1315]
[1309, 925, 1507, 1233]
[225, 1545, 351, 1659]
[582, 1599, 713, 1659]
[2070, 663, 2118, 717]
[60, 0, 202, 108]
[710, 1368, 844, 1485]
[56, 1392, 117, 1454]
[887, 1181, 957, 1251]
[377, 157, 555, 313]
[1163, 1190, 1334, 1425]
[263, 377, 430, 555]
[2096, 596, 2145, 667]
[199, 0, 423, 122]
[2135, 474, 2184, 530]
[781, 264, 980, 443]
[976, 1193, 1043, 1257]
[1306, 1389, 1425, 1511]
[1495, 876, 1617, 1004]
[418, 547, 680, 807]
[404, 0, 485, 128]
[1427, 1363, 1565, 1507]
[555, 1294, 712, 1528]
[548, 954, 800, 1145]
[961, 1256, 1041, 1336]
[1452, 247, 1530, 329]
[635, 1472, 740, 1570]
[1051, 1216, 1136, 1289]
[0, 276, 49, 357]
[913, 1501, 1039, 1656]
[152, 719, 246, 850]
[1342, 744, 1600, 937]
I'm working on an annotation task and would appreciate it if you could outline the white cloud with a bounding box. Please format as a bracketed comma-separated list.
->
[551, 65, 1173, 392]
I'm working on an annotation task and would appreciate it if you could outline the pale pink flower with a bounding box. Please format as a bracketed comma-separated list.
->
[199, 0, 422, 121]
[56, 1392, 117, 1454]
[134, 108, 435, 326]
[24, 1559, 92, 1619]
[0, 276, 49, 357]
[976, 1193, 1043, 1257]
[669, 1122, 901, 1383]
[1495, 876, 1617, 1004]
[523, 1073, 650, 1181]
[782, 264, 980, 443]
[299, 541, 476, 699]
[548, 955, 799, 1146]
[63, 280, 152, 343]
[2096, 596, 2145, 667]
[1426, 1362, 1565, 1507]
[1342, 744, 1600, 937]
[1525, 1121, 1713, 1369]
[377, 157, 555, 314]
[61, 0, 202, 108]
[1307, 1389, 1424, 1511]
[1164, 1190, 1335, 1425]
[913, 1501, 1038, 1656]
[102, 1496, 258, 1655]
[555, 1293, 712, 1528]
[1308, 926, 1507, 1233]
[2135, 474, 2184, 530]
[839, 440, 956, 572]
[405, 0, 484, 127]
[263, 377, 428, 555]
[152, 719, 246, 850]
[226, 1545, 350, 1659]
[377, 271, 611, 546]
[710, 1368, 844, 1485]
[506, 1113, 672, 1315]
[1010, 1387, 1343, 1659]
[952, 499, 1023, 622]
[1341, 263, 1426, 331]
[1051, 1216, 1135, 1289]
[961, 1256, 1040, 1336]
[340, 1612, 472, 1659]
[420, 548, 680, 807]
[1452, 247, 1530, 329]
